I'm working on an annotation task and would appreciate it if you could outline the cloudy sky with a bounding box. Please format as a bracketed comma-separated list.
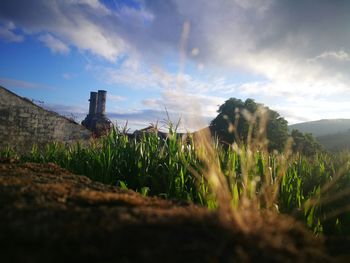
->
[1, 0, 350, 131]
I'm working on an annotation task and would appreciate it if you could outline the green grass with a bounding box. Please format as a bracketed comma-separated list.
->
[2, 126, 350, 236]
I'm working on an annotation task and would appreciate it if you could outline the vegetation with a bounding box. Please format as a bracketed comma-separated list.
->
[2, 124, 350, 237]
[1, 98, 349, 238]
[210, 98, 289, 152]
[317, 129, 350, 152]
[289, 119, 350, 137]
[290, 129, 323, 155]
[210, 98, 323, 156]
[289, 119, 350, 151]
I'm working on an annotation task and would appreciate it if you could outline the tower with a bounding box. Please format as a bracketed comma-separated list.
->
[82, 90, 112, 137]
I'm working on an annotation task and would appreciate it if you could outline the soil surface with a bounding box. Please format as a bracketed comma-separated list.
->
[0, 161, 338, 262]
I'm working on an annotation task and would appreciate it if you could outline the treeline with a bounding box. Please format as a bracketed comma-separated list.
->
[317, 129, 350, 152]
[210, 98, 323, 155]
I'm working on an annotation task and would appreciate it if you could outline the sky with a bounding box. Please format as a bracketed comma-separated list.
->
[1, 0, 350, 131]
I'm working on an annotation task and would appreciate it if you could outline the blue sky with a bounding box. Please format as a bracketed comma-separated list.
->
[1, 0, 350, 131]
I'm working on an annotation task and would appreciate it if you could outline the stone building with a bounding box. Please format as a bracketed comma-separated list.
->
[82, 90, 112, 136]
[0, 86, 91, 153]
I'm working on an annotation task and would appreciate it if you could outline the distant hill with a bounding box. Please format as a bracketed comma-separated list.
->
[289, 119, 350, 137]
[316, 129, 350, 152]
[288, 119, 350, 151]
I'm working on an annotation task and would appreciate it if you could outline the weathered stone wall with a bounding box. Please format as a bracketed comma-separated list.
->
[0, 86, 91, 153]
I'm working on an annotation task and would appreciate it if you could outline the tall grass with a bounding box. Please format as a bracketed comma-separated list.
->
[1, 122, 346, 236]
[0, 104, 348, 237]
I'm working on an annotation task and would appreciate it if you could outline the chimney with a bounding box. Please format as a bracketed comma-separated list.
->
[82, 90, 112, 137]
[88, 91, 98, 116]
[96, 90, 107, 116]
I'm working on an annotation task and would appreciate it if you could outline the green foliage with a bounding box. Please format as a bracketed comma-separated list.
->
[317, 129, 350, 152]
[3, 126, 350, 237]
[291, 129, 323, 156]
[0, 146, 19, 161]
[210, 98, 289, 152]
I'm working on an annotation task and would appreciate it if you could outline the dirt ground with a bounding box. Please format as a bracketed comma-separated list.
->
[0, 160, 343, 262]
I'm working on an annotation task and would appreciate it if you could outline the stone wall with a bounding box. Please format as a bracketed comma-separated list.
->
[0, 86, 91, 153]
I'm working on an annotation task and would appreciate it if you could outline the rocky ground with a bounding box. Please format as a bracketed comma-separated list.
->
[0, 160, 345, 262]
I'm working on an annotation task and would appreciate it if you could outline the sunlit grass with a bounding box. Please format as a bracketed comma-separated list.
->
[2, 118, 350, 237]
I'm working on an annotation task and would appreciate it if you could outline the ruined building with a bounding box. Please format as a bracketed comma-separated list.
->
[0, 86, 91, 153]
[82, 90, 112, 137]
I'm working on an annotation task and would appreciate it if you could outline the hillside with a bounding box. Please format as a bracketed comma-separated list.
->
[317, 129, 350, 151]
[289, 119, 350, 137]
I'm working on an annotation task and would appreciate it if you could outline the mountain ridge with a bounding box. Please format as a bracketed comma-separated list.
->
[288, 119, 350, 151]
[289, 119, 350, 137]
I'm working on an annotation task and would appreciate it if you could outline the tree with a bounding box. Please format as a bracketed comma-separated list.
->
[290, 129, 323, 156]
[210, 98, 289, 152]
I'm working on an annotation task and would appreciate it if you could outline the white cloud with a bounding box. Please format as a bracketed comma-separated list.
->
[309, 50, 350, 62]
[162, 0, 350, 118]
[58, 18, 125, 61]
[0, 21, 23, 42]
[118, 5, 154, 24]
[87, 57, 229, 130]
[0, 0, 127, 61]
[2, 0, 350, 124]
[274, 98, 350, 125]
[108, 94, 126, 102]
[88, 64, 158, 89]
[88, 56, 239, 97]
[38, 34, 70, 54]
[67, 0, 111, 14]
[62, 73, 73, 80]
[143, 91, 224, 118]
